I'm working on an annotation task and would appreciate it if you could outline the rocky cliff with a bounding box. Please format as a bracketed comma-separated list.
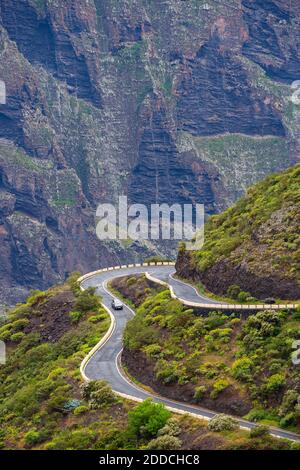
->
[176, 163, 300, 300]
[0, 0, 299, 305]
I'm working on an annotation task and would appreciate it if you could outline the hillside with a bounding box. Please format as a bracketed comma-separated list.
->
[1, 274, 292, 450]
[176, 163, 300, 300]
[1, 0, 300, 305]
[112, 274, 300, 435]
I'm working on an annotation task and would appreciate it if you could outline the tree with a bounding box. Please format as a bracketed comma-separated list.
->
[264, 374, 286, 394]
[80, 380, 116, 408]
[146, 434, 182, 450]
[127, 399, 171, 438]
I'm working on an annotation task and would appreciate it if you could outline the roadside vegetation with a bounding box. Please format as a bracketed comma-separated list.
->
[112, 275, 300, 435]
[1, 274, 297, 449]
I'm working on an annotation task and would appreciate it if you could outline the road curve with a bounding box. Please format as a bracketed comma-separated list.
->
[80, 265, 300, 442]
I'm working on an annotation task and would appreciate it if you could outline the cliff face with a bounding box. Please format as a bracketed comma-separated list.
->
[0, 0, 299, 305]
[176, 164, 300, 300]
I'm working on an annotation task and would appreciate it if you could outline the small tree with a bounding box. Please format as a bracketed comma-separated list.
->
[75, 288, 100, 312]
[146, 434, 182, 450]
[227, 285, 241, 299]
[208, 414, 238, 432]
[231, 357, 254, 381]
[250, 425, 270, 439]
[80, 380, 116, 409]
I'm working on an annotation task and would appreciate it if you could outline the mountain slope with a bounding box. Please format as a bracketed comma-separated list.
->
[176, 163, 300, 300]
[112, 274, 300, 436]
[1, 274, 289, 450]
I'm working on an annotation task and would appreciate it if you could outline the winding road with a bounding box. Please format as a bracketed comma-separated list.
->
[79, 264, 300, 442]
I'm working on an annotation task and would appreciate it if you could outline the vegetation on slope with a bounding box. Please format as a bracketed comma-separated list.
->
[112, 275, 300, 436]
[176, 164, 300, 300]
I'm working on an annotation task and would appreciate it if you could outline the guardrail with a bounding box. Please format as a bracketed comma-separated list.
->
[78, 263, 299, 311]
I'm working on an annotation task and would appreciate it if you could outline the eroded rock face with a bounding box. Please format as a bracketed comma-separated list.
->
[0, 0, 299, 304]
[176, 249, 300, 300]
[176, 168, 300, 301]
[0, 0, 102, 106]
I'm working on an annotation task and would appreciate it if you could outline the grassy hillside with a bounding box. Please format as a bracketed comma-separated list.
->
[112, 275, 300, 437]
[1, 274, 288, 450]
[176, 164, 300, 300]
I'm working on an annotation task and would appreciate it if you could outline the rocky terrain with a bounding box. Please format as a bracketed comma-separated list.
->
[0, 0, 300, 305]
[176, 163, 300, 300]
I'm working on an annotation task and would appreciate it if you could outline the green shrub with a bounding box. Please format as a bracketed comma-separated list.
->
[142, 343, 162, 358]
[10, 318, 30, 331]
[237, 291, 251, 303]
[47, 394, 69, 413]
[210, 379, 230, 399]
[44, 429, 96, 450]
[73, 405, 89, 415]
[88, 314, 106, 323]
[26, 290, 48, 306]
[126, 277, 136, 286]
[291, 441, 300, 450]
[193, 386, 206, 402]
[66, 272, 81, 293]
[158, 418, 181, 437]
[89, 385, 116, 409]
[124, 315, 159, 350]
[155, 360, 179, 384]
[231, 357, 254, 381]
[10, 332, 25, 343]
[245, 409, 269, 422]
[264, 374, 286, 394]
[81, 380, 116, 409]
[75, 288, 100, 312]
[279, 412, 296, 428]
[69, 311, 84, 323]
[24, 430, 44, 448]
[279, 390, 298, 416]
[227, 285, 241, 299]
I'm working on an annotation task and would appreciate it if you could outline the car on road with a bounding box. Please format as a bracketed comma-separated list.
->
[111, 298, 123, 310]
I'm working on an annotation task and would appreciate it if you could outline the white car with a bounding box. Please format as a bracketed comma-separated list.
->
[111, 298, 123, 310]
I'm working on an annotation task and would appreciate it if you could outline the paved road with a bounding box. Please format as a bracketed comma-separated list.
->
[81, 266, 300, 442]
